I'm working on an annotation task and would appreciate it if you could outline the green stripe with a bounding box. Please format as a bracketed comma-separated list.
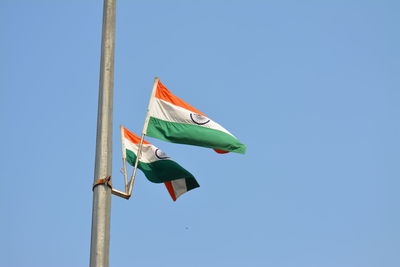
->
[147, 117, 246, 154]
[126, 150, 198, 185]
[184, 176, 200, 191]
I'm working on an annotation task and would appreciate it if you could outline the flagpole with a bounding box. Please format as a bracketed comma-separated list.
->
[90, 0, 116, 266]
[120, 126, 129, 192]
[127, 77, 159, 195]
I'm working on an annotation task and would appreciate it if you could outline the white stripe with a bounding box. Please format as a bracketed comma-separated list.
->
[122, 137, 171, 164]
[171, 178, 187, 199]
[149, 98, 235, 137]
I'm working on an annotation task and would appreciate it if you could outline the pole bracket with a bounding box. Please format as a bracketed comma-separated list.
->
[111, 188, 131, 200]
[92, 176, 112, 191]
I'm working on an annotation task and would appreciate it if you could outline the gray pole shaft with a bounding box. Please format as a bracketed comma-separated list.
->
[90, 0, 116, 266]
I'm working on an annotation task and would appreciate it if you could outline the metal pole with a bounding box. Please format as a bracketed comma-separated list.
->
[90, 0, 116, 266]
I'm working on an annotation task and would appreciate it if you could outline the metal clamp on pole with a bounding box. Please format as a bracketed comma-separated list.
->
[93, 176, 131, 200]
[92, 176, 113, 191]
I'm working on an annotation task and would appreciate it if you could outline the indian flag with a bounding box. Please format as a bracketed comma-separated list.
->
[145, 79, 246, 154]
[121, 126, 199, 201]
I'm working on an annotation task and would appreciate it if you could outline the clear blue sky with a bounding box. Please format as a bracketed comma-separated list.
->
[1, 1, 399, 266]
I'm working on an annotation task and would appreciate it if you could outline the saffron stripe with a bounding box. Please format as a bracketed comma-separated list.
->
[164, 181, 177, 201]
[155, 81, 205, 116]
[123, 127, 150, 145]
